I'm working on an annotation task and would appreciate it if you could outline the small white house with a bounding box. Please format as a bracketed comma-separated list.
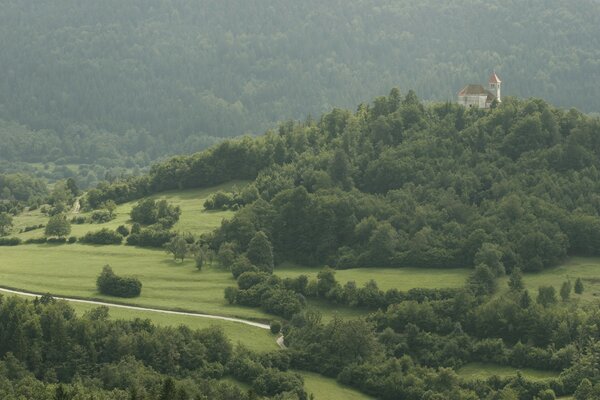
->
[458, 72, 502, 109]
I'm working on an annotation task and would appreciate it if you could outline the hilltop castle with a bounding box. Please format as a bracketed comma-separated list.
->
[457, 72, 501, 109]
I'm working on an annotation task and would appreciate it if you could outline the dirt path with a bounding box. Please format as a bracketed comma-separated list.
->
[0, 286, 270, 330]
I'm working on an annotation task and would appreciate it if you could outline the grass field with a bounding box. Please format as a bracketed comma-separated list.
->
[298, 370, 373, 400]
[457, 362, 559, 381]
[12, 181, 243, 239]
[277, 263, 471, 291]
[5, 296, 277, 353]
[221, 372, 372, 400]
[515, 257, 600, 303]
[0, 244, 273, 321]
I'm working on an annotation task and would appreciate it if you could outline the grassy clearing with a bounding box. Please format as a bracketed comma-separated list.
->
[0, 244, 272, 321]
[495, 257, 600, 303]
[298, 370, 373, 400]
[12, 181, 244, 239]
[66, 301, 278, 353]
[457, 362, 559, 381]
[276, 263, 471, 291]
[221, 372, 371, 400]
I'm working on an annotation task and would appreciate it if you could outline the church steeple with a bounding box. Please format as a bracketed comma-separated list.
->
[489, 71, 502, 102]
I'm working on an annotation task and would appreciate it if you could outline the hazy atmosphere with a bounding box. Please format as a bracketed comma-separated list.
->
[1, 1, 600, 399]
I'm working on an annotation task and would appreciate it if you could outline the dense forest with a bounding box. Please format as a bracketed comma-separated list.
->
[0, 295, 307, 399]
[1, 0, 600, 166]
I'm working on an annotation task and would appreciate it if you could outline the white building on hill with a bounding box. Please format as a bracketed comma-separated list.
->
[457, 72, 502, 109]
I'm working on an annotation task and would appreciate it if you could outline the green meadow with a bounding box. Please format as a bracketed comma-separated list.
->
[457, 362, 560, 381]
[277, 263, 471, 291]
[298, 370, 373, 400]
[11, 182, 242, 240]
[517, 257, 600, 302]
[0, 244, 271, 321]
[221, 372, 372, 400]
[68, 301, 278, 353]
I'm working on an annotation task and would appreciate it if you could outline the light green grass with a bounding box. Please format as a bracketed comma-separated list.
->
[277, 263, 470, 291]
[66, 302, 278, 353]
[221, 372, 372, 400]
[12, 181, 244, 239]
[457, 362, 559, 381]
[298, 370, 373, 400]
[0, 244, 272, 321]
[498, 257, 600, 303]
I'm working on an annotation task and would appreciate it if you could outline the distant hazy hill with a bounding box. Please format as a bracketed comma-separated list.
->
[1, 0, 598, 164]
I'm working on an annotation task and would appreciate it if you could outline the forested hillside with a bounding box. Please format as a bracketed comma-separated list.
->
[75, 91, 600, 399]
[88, 91, 600, 274]
[1, 0, 599, 165]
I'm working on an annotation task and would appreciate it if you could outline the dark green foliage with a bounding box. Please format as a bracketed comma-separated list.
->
[468, 265, 497, 296]
[0, 237, 21, 246]
[0, 295, 261, 400]
[560, 281, 572, 302]
[270, 321, 282, 335]
[508, 267, 524, 291]
[96, 265, 142, 298]
[0, 212, 13, 236]
[574, 278, 584, 295]
[1, 1, 599, 168]
[246, 231, 274, 273]
[126, 228, 173, 248]
[90, 209, 114, 223]
[130, 199, 180, 228]
[537, 286, 557, 307]
[79, 229, 123, 245]
[116, 225, 130, 237]
[45, 214, 71, 238]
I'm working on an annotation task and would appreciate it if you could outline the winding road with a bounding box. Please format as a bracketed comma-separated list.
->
[0, 287, 270, 330]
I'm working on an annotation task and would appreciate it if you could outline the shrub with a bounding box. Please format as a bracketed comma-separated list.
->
[270, 321, 282, 334]
[126, 228, 173, 248]
[90, 209, 114, 223]
[67, 236, 77, 244]
[70, 216, 87, 224]
[96, 265, 142, 298]
[80, 229, 123, 245]
[24, 237, 47, 244]
[46, 237, 67, 244]
[22, 224, 45, 232]
[0, 237, 21, 246]
[116, 225, 130, 237]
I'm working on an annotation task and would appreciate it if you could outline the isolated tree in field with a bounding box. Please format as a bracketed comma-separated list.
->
[508, 267, 524, 291]
[560, 281, 572, 301]
[246, 231, 274, 273]
[165, 235, 188, 262]
[0, 212, 13, 236]
[45, 214, 71, 238]
[537, 286, 557, 307]
[191, 243, 213, 270]
[575, 278, 584, 294]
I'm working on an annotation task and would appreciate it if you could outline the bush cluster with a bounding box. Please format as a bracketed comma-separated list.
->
[80, 229, 123, 245]
[96, 265, 142, 298]
[127, 228, 173, 248]
[0, 237, 21, 246]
